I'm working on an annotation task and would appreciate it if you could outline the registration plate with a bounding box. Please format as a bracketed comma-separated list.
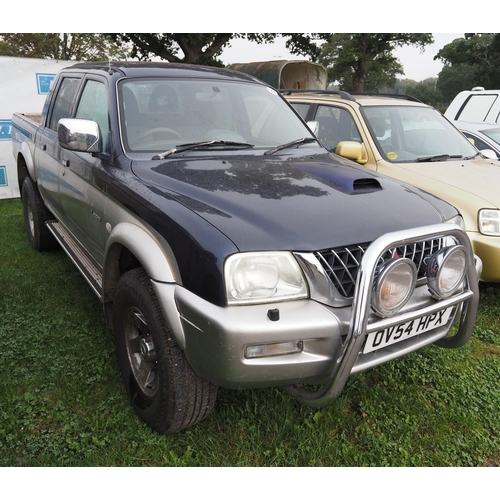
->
[363, 307, 454, 354]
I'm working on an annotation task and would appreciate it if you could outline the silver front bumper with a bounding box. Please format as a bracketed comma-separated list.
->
[156, 223, 480, 405]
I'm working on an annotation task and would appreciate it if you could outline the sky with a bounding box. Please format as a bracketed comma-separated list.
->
[221, 34, 464, 82]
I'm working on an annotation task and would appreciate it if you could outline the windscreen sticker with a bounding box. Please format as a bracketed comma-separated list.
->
[387, 151, 398, 160]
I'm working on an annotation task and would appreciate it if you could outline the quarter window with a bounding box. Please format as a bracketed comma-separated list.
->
[291, 103, 310, 120]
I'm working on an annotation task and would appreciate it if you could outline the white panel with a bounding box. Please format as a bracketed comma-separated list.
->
[0, 56, 75, 199]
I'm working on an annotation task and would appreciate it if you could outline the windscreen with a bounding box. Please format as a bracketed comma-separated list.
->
[363, 105, 479, 162]
[118, 78, 314, 153]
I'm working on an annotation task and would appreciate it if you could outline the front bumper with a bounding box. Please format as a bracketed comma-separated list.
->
[468, 231, 500, 282]
[156, 223, 480, 406]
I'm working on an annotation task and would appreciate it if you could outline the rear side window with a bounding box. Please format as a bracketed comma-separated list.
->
[458, 95, 497, 122]
[48, 77, 81, 131]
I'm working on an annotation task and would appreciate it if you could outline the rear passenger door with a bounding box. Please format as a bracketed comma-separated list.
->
[35, 75, 82, 222]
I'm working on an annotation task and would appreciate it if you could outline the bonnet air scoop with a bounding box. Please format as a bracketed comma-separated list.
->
[293, 162, 382, 194]
[352, 177, 382, 193]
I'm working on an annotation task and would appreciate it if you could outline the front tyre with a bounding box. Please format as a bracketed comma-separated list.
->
[21, 176, 56, 252]
[113, 268, 217, 433]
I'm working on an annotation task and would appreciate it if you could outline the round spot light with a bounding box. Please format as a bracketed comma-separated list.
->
[372, 258, 417, 317]
[426, 245, 467, 299]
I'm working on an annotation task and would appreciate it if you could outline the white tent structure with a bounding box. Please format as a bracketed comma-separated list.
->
[0, 56, 75, 199]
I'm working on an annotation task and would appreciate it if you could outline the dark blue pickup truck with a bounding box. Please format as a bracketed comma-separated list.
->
[12, 61, 480, 433]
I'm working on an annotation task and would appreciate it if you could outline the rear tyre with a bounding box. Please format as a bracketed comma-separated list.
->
[113, 268, 218, 433]
[21, 176, 56, 252]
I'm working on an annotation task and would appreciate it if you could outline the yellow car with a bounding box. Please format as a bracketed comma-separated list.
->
[286, 91, 500, 281]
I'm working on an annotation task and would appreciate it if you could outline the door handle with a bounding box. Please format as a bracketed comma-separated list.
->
[62, 159, 70, 167]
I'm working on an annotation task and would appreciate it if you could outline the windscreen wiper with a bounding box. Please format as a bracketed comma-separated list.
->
[463, 152, 482, 160]
[415, 154, 463, 162]
[264, 137, 318, 156]
[152, 140, 254, 160]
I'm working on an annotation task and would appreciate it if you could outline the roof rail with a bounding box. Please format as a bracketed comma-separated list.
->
[280, 89, 424, 104]
[280, 89, 356, 101]
[349, 92, 423, 103]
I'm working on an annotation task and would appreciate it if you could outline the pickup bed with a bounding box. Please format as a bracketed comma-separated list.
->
[12, 62, 480, 433]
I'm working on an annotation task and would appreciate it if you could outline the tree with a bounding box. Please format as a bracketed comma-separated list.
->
[0, 33, 330, 66]
[318, 34, 434, 93]
[109, 33, 330, 67]
[435, 33, 500, 94]
[0, 33, 131, 60]
[436, 64, 477, 104]
[0, 33, 61, 58]
[404, 79, 444, 108]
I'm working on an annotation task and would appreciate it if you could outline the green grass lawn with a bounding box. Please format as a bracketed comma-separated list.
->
[1, 197, 500, 466]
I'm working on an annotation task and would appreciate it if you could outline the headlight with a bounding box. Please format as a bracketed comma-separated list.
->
[426, 245, 467, 299]
[372, 258, 417, 317]
[479, 209, 500, 236]
[225, 252, 308, 305]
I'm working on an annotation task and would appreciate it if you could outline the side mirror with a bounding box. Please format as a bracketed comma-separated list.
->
[58, 118, 102, 154]
[480, 149, 499, 160]
[335, 140, 368, 165]
[307, 120, 319, 136]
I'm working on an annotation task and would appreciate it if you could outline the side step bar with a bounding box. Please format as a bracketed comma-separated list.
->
[46, 220, 103, 299]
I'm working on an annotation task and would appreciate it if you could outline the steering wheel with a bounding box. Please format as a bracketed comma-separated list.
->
[131, 127, 181, 147]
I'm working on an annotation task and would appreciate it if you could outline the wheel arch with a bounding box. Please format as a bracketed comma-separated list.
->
[102, 222, 186, 347]
[17, 141, 37, 194]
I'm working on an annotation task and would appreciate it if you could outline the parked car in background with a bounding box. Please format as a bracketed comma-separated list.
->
[443, 87, 500, 159]
[454, 121, 500, 159]
[283, 90, 500, 282]
[445, 87, 500, 124]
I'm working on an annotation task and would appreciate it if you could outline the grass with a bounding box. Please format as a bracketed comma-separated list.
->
[1, 197, 500, 467]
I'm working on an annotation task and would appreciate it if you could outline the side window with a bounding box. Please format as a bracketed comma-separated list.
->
[290, 103, 310, 120]
[314, 105, 361, 152]
[462, 132, 499, 157]
[48, 77, 81, 131]
[458, 95, 497, 122]
[75, 80, 109, 148]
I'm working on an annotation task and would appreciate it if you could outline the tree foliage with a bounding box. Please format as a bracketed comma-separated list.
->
[109, 33, 329, 66]
[435, 33, 500, 99]
[436, 64, 477, 104]
[0, 33, 61, 59]
[404, 79, 443, 109]
[318, 33, 434, 93]
[0, 33, 329, 66]
[0, 33, 130, 60]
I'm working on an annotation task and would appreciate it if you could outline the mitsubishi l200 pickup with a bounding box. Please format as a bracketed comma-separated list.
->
[11, 62, 480, 433]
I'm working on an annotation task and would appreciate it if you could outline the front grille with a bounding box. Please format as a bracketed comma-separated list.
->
[314, 238, 445, 299]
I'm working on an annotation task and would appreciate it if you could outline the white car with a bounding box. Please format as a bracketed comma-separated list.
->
[455, 120, 500, 159]
[445, 87, 500, 124]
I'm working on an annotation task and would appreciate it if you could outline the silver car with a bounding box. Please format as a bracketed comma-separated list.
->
[455, 120, 500, 159]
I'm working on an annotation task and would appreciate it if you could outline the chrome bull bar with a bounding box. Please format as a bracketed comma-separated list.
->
[282, 223, 480, 408]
